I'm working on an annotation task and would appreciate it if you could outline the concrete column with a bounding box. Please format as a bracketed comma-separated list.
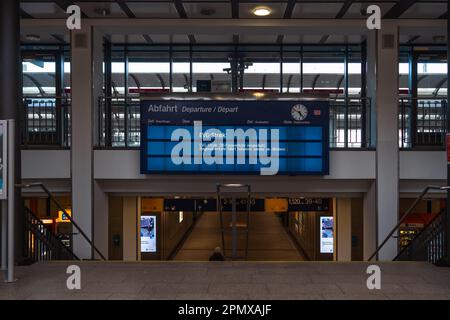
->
[71, 24, 104, 258]
[363, 181, 377, 260]
[0, 0, 23, 262]
[336, 198, 352, 261]
[375, 22, 400, 260]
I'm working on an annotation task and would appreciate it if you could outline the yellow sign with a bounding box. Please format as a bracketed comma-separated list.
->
[265, 198, 288, 212]
[142, 198, 163, 212]
[56, 209, 72, 223]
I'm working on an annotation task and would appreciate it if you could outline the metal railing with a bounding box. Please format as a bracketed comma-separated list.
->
[399, 97, 447, 149]
[19, 182, 106, 260]
[25, 207, 79, 262]
[394, 208, 446, 263]
[97, 96, 372, 149]
[22, 96, 71, 147]
[329, 97, 371, 148]
[368, 185, 450, 262]
[97, 96, 140, 148]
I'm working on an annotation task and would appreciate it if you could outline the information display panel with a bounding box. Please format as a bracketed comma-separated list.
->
[140, 215, 157, 253]
[141, 100, 329, 175]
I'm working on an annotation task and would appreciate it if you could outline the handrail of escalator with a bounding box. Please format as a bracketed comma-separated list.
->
[367, 185, 450, 261]
[17, 182, 106, 260]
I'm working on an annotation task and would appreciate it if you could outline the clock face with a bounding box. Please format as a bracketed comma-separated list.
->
[291, 104, 308, 121]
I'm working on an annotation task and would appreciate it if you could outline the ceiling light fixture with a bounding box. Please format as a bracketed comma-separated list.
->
[252, 6, 272, 17]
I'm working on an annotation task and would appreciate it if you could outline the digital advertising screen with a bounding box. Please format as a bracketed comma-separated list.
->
[140, 215, 157, 253]
[320, 216, 334, 254]
[141, 100, 329, 175]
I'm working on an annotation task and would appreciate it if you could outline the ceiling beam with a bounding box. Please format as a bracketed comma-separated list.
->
[51, 34, 66, 43]
[277, 0, 297, 46]
[156, 74, 166, 89]
[312, 74, 320, 89]
[232, 0, 239, 43]
[283, 0, 296, 19]
[188, 34, 196, 44]
[433, 77, 447, 96]
[129, 74, 141, 88]
[336, 75, 344, 89]
[173, 1, 196, 44]
[23, 74, 45, 96]
[276, 35, 284, 44]
[231, 0, 239, 19]
[336, 0, 353, 19]
[383, 0, 417, 19]
[174, 0, 188, 19]
[407, 35, 421, 44]
[142, 35, 153, 44]
[286, 74, 293, 93]
[319, 35, 330, 44]
[20, 8, 33, 19]
[116, 0, 136, 18]
[438, 11, 447, 19]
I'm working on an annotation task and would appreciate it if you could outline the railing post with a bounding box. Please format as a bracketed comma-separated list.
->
[445, 9, 450, 264]
[361, 98, 367, 148]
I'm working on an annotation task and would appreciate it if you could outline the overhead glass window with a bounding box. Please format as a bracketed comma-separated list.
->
[282, 46, 301, 93]
[192, 46, 233, 93]
[172, 46, 191, 92]
[242, 45, 281, 92]
[127, 47, 170, 95]
[302, 46, 345, 94]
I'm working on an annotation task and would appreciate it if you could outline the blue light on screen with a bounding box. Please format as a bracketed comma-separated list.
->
[143, 125, 326, 174]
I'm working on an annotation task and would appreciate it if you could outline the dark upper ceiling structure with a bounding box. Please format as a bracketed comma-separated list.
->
[19, 1, 448, 45]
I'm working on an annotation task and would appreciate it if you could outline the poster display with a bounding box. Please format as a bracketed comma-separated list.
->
[140, 215, 157, 253]
[320, 216, 334, 254]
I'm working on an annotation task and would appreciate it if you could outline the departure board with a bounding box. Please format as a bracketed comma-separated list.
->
[141, 100, 329, 175]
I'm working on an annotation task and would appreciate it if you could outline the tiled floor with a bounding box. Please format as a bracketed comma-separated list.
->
[174, 212, 305, 261]
[1, 261, 450, 300]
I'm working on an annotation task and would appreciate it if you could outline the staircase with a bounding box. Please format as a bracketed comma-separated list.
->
[368, 185, 449, 264]
[394, 209, 446, 263]
[24, 207, 79, 262]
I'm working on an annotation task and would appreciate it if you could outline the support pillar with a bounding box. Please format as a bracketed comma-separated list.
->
[0, 0, 23, 264]
[71, 24, 104, 259]
[374, 22, 400, 260]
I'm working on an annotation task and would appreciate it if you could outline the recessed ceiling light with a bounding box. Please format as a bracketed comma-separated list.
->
[252, 6, 272, 17]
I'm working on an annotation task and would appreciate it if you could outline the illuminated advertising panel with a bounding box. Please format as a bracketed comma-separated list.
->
[140, 215, 157, 253]
[0, 120, 7, 199]
[320, 216, 334, 254]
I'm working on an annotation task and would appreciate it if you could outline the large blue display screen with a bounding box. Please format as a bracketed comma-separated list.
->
[141, 100, 329, 175]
